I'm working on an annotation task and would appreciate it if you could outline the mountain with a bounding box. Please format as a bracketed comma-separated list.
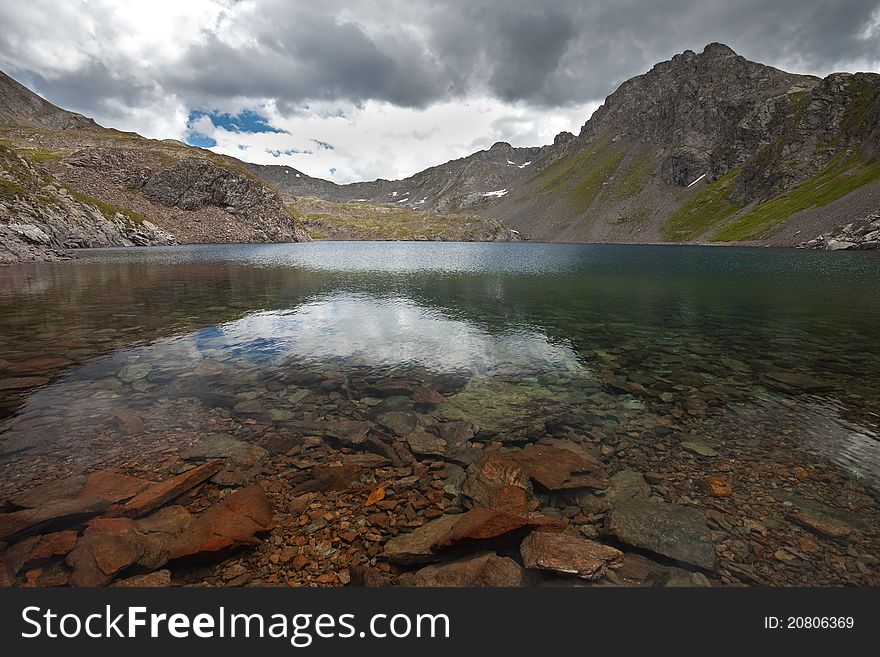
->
[0, 70, 97, 131]
[258, 43, 880, 245]
[0, 72, 310, 264]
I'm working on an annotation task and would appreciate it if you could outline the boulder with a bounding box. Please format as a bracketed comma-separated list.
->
[520, 531, 624, 580]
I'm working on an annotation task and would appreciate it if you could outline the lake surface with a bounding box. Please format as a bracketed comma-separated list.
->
[1, 241, 879, 579]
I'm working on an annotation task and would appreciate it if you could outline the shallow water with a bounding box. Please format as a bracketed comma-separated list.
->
[1, 241, 880, 494]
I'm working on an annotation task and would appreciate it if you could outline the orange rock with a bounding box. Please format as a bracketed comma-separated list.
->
[169, 485, 275, 560]
[121, 461, 223, 518]
[364, 485, 386, 508]
[698, 476, 732, 497]
[79, 470, 151, 503]
[431, 507, 565, 550]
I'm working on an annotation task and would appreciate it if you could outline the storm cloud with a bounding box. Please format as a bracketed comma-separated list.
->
[0, 0, 877, 182]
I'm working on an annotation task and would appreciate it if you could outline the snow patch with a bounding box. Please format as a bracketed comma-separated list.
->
[295, 173, 301, 178]
[687, 173, 706, 188]
[518, 161, 532, 168]
[482, 189, 508, 198]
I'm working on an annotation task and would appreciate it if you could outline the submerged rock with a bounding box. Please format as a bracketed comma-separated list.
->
[436, 377, 549, 441]
[607, 497, 716, 571]
[121, 461, 223, 517]
[0, 496, 111, 542]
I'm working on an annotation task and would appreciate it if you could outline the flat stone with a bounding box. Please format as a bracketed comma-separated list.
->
[121, 461, 223, 518]
[411, 387, 444, 406]
[681, 441, 719, 457]
[181, 435, 267, 485]
[66, 532, 146, 586]
[397, 552, 524, 586]
[430, 507, 565, 551]
[786, 495, 856, 540]
[461, 453, 533, 511]
[11, 475, 87, 508]
[117, 363, 152, 383]
[382, 514, 462, 564]
[322, 419, 372, 446]
[232, 399, 264, 414]
[603, 470, 651, 507]
[607, 497, 716, 571]
[509, 443, 607, 491]
[406, 429, 447, 456]
[377, 411, 418, 437]
[436, 377, 547, 441]
[520, 531, 624, 580]
[169, 485, 275, 560]
[78, 470, 152, 503]
[0, 496, 111, 542]
[6, 530, 78, 574]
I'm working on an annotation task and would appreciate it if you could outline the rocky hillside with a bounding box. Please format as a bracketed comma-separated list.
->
[0, 71, 309, 264]
[260, 44, 880, 245]
[289, 196, 520, 242]
[249, 139, 558, 214]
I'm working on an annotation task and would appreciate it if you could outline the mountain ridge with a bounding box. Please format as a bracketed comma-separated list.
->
[256, 43, 880, 246]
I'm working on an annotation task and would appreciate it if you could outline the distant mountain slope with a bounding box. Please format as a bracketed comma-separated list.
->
[260, 43, 880, 245]
[288, 196, 519, 242]
[0, 71, 309, 263]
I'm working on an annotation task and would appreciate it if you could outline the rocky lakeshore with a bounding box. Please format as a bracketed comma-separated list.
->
[1, 357, 877, 589]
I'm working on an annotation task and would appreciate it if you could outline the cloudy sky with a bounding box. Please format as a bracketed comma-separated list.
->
[1, 0, 878, 183]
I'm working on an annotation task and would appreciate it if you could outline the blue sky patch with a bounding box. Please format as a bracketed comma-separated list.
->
[312, 138, 334, 150]
[186, 133, 217, 148]
[188, 109, 286, 134]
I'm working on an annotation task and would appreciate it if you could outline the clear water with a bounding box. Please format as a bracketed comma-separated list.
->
[1, 241, 879, 497]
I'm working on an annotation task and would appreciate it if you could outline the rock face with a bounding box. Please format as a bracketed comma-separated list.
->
[0, 146, 174, 264]
[64, 148, 310, 244]
[0, 69, 310, 264]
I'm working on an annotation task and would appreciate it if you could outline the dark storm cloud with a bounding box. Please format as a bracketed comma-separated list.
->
[0, 0, 878, 114]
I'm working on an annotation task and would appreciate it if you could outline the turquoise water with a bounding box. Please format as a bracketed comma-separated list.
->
[1, 241, 879, 494]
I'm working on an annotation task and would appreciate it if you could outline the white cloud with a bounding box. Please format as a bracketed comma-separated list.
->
[201, 98, 598, 183]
